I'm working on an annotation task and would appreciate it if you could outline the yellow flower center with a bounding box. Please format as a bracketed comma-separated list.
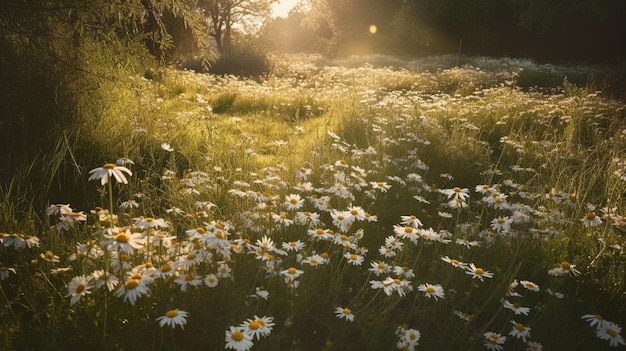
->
[426, 286, 435, 293]
[185, 273, 194, 281]
[146, 217, 155, 221]
[161, 264, 172, 272]
[393, 278, 401, 284]
[287, 267, 297, 275]
[196, 227, 205, 234]
[165, 310, 178, 318]
[125, 279, 139, 289]
[310, 259, 318, 264]
[377, 182, 385, 187]
[404, 227, 413, 233]
[377, 263, 386, 269]
[594, 314, 604, 320]
[474, 268, 484, 275]
[248, 321, 260, 330]
[515, 323, 525, 331]
[497, 218, 506, 224]
[490, 333, 498, 340]
[187, 253, 196, 260]
[231, 330, 244, 342]
[350, 209, 358, 215]
[321, 252, 329, 259]
[607, 328, 618, 337]
[586, 212, 596, 220]
[451, 259, 460, 265]
[75, 284, 85, 294]
[131, 273, 142, 280]
[343, 308, 351, 315]
[103, 163, 116, 169]
[525, 282, 535, 289]
[316, 228, 324, 235]
[115, 233, 130, 243]
[350, 254, 358, 261]
[290, 198, 299, 204]
[453, 187, 462, 193]
[560, 262, 571, 270]
[120, 253, 129, 261]
[409, 332, 418, 340]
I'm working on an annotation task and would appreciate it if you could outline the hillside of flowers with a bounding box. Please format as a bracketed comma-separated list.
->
[1, 54, 626, 350]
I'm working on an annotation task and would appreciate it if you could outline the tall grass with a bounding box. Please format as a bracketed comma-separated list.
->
[1, 54, 626, 350]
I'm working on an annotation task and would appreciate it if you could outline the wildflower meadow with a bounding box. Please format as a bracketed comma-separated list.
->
[1, 54, 626, 350]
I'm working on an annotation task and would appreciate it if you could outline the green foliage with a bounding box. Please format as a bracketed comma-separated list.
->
[209, 39, 272, 77]
[2, 54, 626, 350]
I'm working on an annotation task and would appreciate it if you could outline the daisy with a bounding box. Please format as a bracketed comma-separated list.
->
[344, 252, 364, 265]
[104, 229, 144, 255]
[216, 263, 232, 279]
[301, 253, 327, 266]
[502, 299, 531, 315]
[284, 194, 304, 210]
[294, 211, 320, 227]
[370, 181, 391, 192]
[596, 321, 626, 347]
[91, 270, 119, 291]
[441, 256, 468, 269]
[204, 273, 219, 287]
[548, 261, 581, 277]
[225, 326, 254, 351]
[465, 263, 494, 281]
[400, 215, 423, 228]
[491, 216, 513, 233]
[453, 310, 474, 322]
[582, 212, 602, 227]
[581, 314, 610, 330]
[88, 163, 132, 185]
[251, 286, 269, 300]
[308, 227, 334, 241]
[393, 265, 415, 279]
[520, 280, 540, 292]
[66, 275, 92, 305]
[161, 143, 174, 152]
[116, 157, 134, 166]
[369, 261, 391, 276]
[394, 225, 419, 244]
[418, 283, 445, 301]
[174, 272, 203, 292]
[240, 315, 274, 340]
[280, 267, 304, 280]
[440, 187, 470, 200]
[483, 332, 506, 351]
[396, 325, 420, 350]
[156, 309, 189, 329]
[330, 210, 355, 232]
[0, 267, 16, 281]
[282, 240, 306, 252]
[509, 320, 531, 342]
[526, 341, 543, 351]
[114, 278, 149, 305]
[134, 216, 169, 229]
[335, 307, 355, 322]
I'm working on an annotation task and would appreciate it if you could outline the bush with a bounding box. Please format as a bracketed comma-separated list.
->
[209, 41, 271, 77]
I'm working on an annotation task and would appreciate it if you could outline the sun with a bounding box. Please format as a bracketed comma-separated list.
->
[271, 0, 300, 18]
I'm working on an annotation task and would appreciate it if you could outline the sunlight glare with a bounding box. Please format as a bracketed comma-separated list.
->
[369, 25, 377, 34]
[271, 0, 299, 18]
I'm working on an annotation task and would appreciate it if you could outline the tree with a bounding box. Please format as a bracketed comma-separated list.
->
[199, 0, 277, 52]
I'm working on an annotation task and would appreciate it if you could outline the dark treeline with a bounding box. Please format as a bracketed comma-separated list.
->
[261, 0, 626, 63]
